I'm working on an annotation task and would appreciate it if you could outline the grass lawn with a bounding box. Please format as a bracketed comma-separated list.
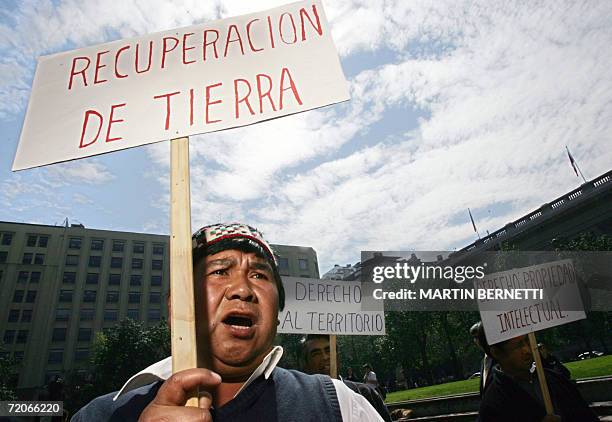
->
[386, 355, 612, 403]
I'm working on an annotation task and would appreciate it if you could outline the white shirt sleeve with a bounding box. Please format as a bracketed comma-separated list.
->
[331, 379, 384, 422]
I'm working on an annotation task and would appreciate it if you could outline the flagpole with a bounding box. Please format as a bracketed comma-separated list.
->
[468, 208, 481, 239]
[576, 163, 587, 184]
[565, 146, 587, 183]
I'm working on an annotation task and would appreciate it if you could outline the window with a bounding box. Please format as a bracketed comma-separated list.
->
[133, 242, 145, 254]
[8, 310, 19, 323]
[127, 309, 139, 320]
[104, 310, 117, 321]
[55, 309, 70, 322]
[90, 239, 104, 251]
[1, 233, 13, 245]
[106, 291, 119, 303]
[52, 328, 66, 342]
[33, 253, 45, 265]
[27, 235, 37, 247]
[128, 292, 140, 304]
[112, 240, 125, 252]
[30, 271, 41, 283]
[0, 251, 7, 264]
[13, 290, 24, 303]
[16, 330, 27, 343]
[109, 274, 121, 285]
[65, 255, 79, 266]
[22, 253, 33, 264]
[148, 309, 161, 322]
[88, 256, 101, 267]
[75, 349, 89, 362]
[86, 273, 99, 284]
[151, 275, 162, 286]
[80, 309, 94, 321]
[38, 236, 48, 248]
[298, 259, 309, 271]
[3, 330, 15, 344]
[151, 260, 163, 270]
[149, 292, 161, 304]
[59, 290, 73, 302]
[153, 244, 164, 255]
[69, 238, 82, 249]
[13, 351, 24, 363]
[83, 290, 97, 303]
[48, 350, 63, 364]
[130, 275, 142, 286]
[17, 271, 29, 283]
[21, 310, 32, 322]
[25, 290, 37, 303]
[278, 257, 289, 272]
[131, 258, 143, 270]
[63, 272, 76, 284]
[78, 328, 91, 342]
[110, 257, 123, 268]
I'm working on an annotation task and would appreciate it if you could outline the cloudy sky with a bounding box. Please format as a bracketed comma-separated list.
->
[1, 0, 611, 273]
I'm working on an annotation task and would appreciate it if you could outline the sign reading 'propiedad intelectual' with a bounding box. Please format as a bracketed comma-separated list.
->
[13, 0, 349, 171]
[477, 259, 586, 345]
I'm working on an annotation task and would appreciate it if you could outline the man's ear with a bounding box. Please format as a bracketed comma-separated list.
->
[489, 345, 502, 362]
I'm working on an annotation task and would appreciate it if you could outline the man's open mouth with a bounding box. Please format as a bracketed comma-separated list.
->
[223, 315, 254, 328]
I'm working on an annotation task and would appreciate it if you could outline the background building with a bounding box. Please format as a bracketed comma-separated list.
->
[0, 221, 319, 395]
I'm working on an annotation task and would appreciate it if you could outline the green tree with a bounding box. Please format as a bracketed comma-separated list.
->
[92, 319, 170, 393]
[0, 347, 17, 400]
[64, 319, 170, 414]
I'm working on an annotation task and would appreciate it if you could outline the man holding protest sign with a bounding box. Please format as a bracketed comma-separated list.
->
[72, 223, 382, 421]
[478, 333, 598, 422]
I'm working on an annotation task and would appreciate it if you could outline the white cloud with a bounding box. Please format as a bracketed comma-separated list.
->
[45, 161, 115, 185]
[178, 0, 612, 271]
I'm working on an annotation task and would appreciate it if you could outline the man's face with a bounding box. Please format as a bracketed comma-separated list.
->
[492, 335, 533, 375]
[303, 337, 331, 375]
[195, 249, 279, 380]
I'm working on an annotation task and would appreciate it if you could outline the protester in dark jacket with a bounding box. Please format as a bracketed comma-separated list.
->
[479, 334, 598, 422]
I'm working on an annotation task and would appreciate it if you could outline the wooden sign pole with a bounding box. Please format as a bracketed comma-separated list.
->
[528, 332, 554, 415]
[170, 136, 199, 407]
[329, 334, 338, 379]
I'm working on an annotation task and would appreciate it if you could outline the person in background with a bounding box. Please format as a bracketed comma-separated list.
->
[470, 321, 496, 395]
[478, 334, 598, 422]
[362, 363, 377, 386]
[300, 334, 392, 422]
[345, 367, 357, 382]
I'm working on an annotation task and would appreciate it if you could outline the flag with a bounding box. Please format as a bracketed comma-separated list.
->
[468, 208, 477, 233]
[566, 146, 579, 177]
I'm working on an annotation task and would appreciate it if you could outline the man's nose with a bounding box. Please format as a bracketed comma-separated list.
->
[225, 271, 255, 302]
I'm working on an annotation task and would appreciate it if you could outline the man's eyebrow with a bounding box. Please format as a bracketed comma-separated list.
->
[206, 258, 236, 267]
[250, 261, 273, 272]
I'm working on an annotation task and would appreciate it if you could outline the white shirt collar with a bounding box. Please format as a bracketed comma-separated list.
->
[113, 346, 284, 401]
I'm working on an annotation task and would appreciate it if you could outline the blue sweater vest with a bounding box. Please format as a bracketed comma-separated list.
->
[71, 367, 343, 421]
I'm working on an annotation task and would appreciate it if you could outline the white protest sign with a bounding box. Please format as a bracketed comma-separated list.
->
[476, 259, 586, 345]
[278, 277, 386, 335]
[13, 0, 349, 171]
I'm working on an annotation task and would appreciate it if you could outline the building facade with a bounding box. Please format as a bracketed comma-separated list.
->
[0, 221, 319, 394]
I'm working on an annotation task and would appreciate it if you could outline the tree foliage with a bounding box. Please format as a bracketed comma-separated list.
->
[64, 319, 170, 414]
[0, 347, 17, 400]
